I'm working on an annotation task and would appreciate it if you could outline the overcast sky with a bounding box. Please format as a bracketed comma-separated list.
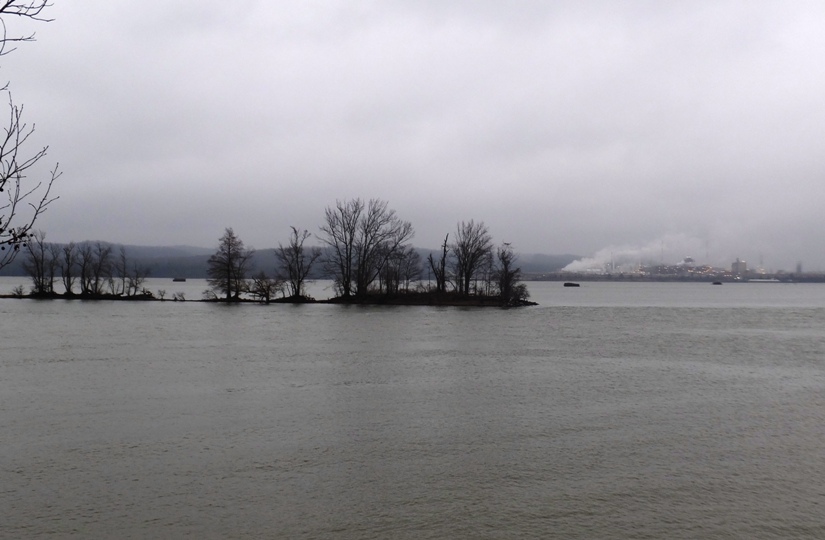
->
[5, 1, 825, 270]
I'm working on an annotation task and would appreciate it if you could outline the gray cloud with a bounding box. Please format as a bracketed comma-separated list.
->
[4, 0, 825, 270]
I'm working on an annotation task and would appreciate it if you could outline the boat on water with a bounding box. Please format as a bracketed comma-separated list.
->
[563, 282, 580, 287]
[748, 278, 780, 283]
[172, 277, 186, 282]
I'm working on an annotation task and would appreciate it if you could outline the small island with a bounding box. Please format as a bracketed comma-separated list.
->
[4, 198, 536, 308]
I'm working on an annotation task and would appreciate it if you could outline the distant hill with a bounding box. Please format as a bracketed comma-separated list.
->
[0, 242, 580, 278]
[413, 249, 578, 276]
[113, 245, 215, 258]
[518, 253, 580, 274]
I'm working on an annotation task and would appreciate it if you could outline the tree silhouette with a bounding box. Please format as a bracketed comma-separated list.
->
[319, 198, 362, 297]
[276, 226, 321, 298]
[427, 234, 449, 294]
[249, 271, 282, 303]
[207, 228, 254, 301]
[0, 2, 60, 268]
[59, 242, 76, 295]
[452, 220, 492, 295]
[353, 199, 414, 296]
[319, 198, 414, 298]
[22, 229, 53, 294]
[495, 242, 529, 306]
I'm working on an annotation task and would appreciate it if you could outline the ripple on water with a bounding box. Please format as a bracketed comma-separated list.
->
[2, 288, 825, 538]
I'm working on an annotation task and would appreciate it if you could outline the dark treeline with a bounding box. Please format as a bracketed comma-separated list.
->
[14, 232, 153, 298]
[10, 198, 536, 306]
[200, 198, 532, 306]
[0, 243, 577, 280]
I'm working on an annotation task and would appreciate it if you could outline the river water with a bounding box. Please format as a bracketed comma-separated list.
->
[2, 280, 825, 538]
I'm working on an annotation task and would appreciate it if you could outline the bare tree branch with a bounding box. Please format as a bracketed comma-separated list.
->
[277, 226, 322, 298]
[319, 198, 414, 298]
[452, 220, 492, 295]
[0, 2, 59, 268]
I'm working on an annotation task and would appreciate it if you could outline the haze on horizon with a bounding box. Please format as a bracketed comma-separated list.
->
[7, 1, 825, 272]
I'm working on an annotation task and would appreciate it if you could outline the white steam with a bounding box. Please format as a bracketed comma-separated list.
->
[562, 234, 711, 273]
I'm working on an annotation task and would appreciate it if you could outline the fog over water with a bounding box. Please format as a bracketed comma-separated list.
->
[4, 1, 825, 270]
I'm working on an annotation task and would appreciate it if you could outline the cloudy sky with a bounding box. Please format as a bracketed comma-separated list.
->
[5, 1, 825, 270]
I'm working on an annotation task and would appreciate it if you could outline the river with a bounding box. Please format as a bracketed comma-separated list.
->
[2, 280, 824, 538]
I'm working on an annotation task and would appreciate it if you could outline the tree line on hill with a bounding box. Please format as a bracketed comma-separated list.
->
[14, 198, 534, 306]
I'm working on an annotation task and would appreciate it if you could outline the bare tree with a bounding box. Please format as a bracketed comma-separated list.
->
[46, 240, 59, 290]
[207, 228, 254, 301]
[105, 245, 150, 296]
[59, 241, 76, 294]
[276, 226, 321, 298]
[319, 198, 363, 297]
[320, 198, 416, 298]
[77, 243, 93, 295]
[249, 271, 282, 304]
[427, 234, 449, 294]
[127, 261, 151, 296]
[21, 229, 51, 294]
[89, 242, 112, 295]
[352, 199, 414, 296]
[76, 242, 112, 296]
[380, 245, 421, 294]
[494, 243, 529, 306]
[379, 245, 400, 295]
[476, 249, 495, 296]
[397, 245, 422, 293]
[0, 2, 60, 268]
[111, 246, 129, 295]
[452, 220, 492, 295]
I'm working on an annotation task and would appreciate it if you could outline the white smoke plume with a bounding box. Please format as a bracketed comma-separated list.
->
[562, 234, 710, 273]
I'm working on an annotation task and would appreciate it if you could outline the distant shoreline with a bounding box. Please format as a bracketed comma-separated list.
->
[0, 290, 537, 307]
[524, 273, 825, 283]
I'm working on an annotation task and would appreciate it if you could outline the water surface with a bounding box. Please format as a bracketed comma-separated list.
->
[2, 281, 825, 538]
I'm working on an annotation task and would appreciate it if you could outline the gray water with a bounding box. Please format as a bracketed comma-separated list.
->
[2, 281, 825, 539]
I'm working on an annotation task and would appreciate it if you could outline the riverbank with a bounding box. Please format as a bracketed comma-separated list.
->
[0, 290, 537, 307]
[526, 272, 825, 283]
